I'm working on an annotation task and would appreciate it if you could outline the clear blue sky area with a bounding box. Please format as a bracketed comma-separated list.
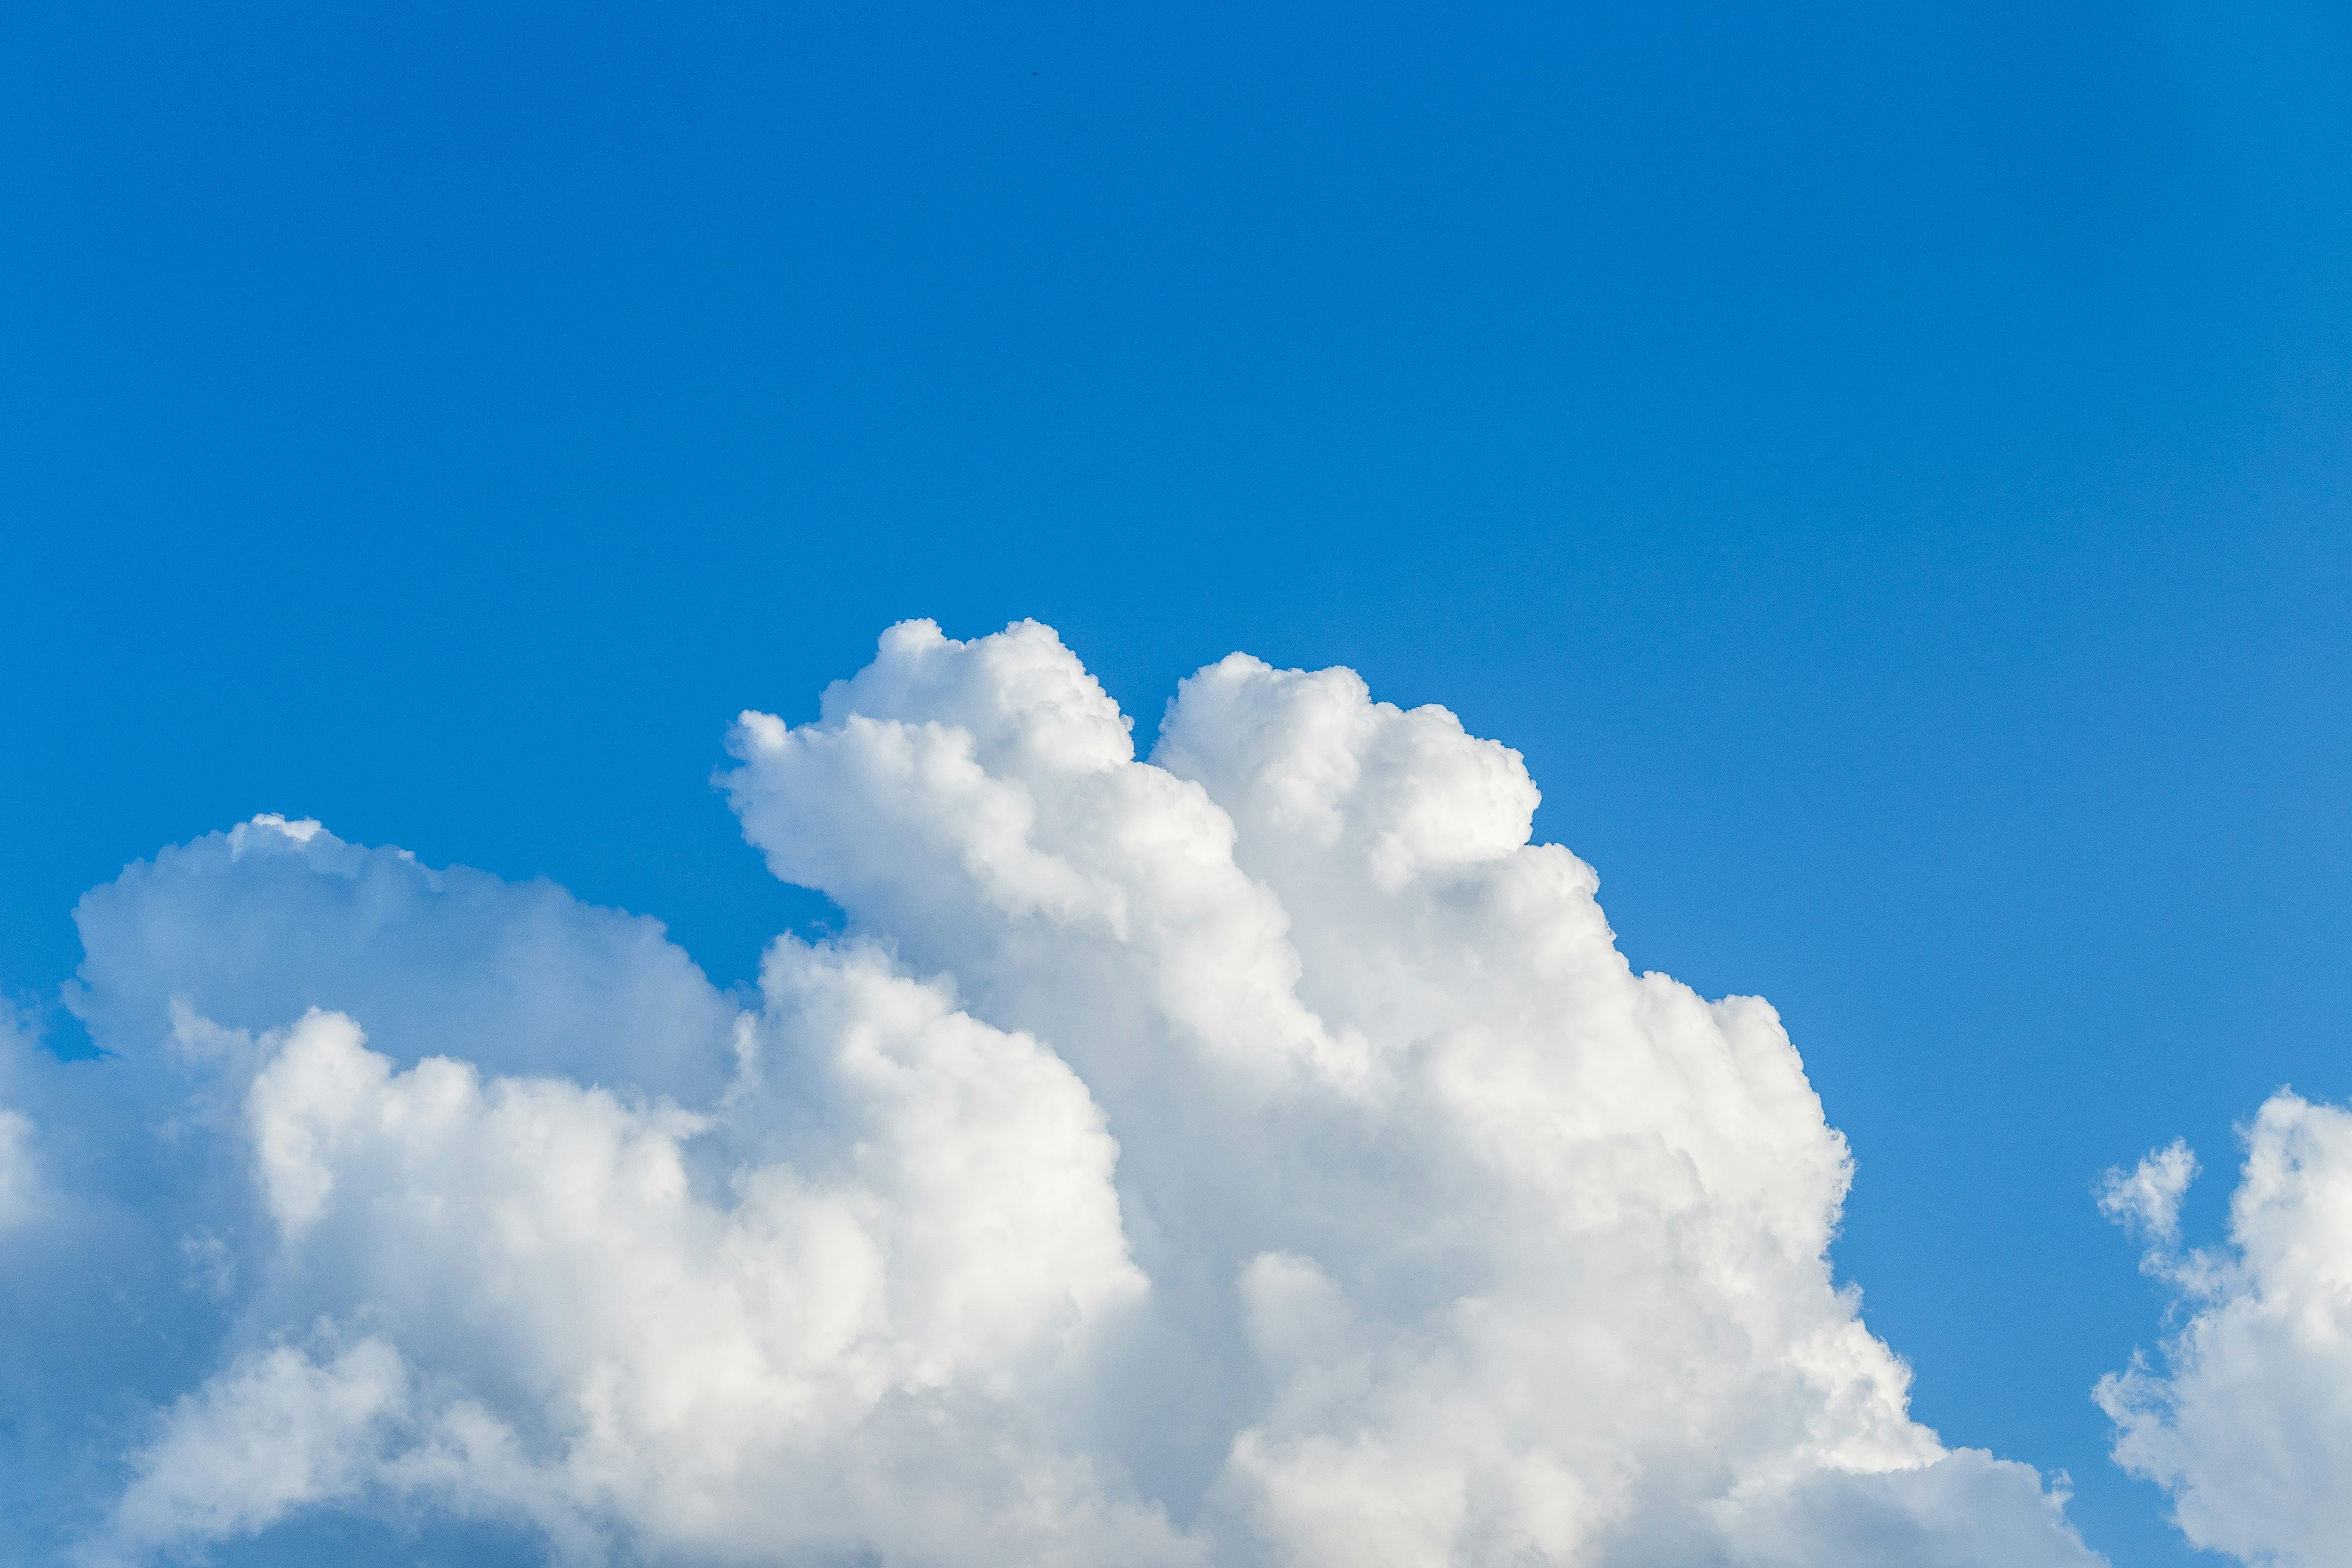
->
[4, 3, 2349, 1562]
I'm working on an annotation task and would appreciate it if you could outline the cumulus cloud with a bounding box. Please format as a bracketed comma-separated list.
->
[13, 619, 2101, 1565]
[2097, 1096, 2352, 1566]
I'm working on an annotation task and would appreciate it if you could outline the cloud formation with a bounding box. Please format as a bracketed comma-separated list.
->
[2098, 1097, 2352, 1567]
[9, 620, 2099, 1565]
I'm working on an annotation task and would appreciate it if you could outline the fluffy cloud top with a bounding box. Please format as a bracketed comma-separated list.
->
[2098, 1096, 2352, 1567]
[7, 620, 2101, 1566]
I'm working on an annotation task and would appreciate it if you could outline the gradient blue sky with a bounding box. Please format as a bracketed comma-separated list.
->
[4, 3, 2350, 1561]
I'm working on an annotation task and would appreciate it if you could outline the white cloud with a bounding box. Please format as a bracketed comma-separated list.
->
[2097, 1139, 2199, 1246]
[41, 619, 2100, 1565]
[90, 1335, 411, 1566]
[2097, 1095, 2352, 1566]
[70, 808, 741, 1103]
[0, 1003, 60, 1236]
[84, 968, 1188, 1566]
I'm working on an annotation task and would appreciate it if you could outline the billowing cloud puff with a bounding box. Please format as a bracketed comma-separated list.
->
[12, 620, 2099, 1566]
[69, 813, 741, 1105]
[2098, 1096, 2352, 1567]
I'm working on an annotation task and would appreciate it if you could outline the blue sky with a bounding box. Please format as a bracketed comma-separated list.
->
[3, 3, 2351, 1563]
